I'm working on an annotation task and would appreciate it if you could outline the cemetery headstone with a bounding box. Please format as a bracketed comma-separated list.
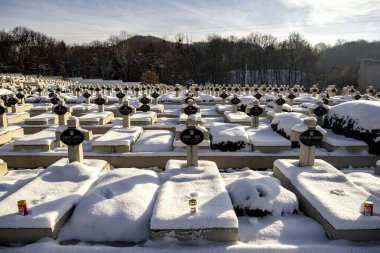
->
[299, 117, 321, 167]
[60, 117, 85, 163]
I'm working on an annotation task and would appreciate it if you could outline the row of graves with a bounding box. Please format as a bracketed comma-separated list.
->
[0, 74, 380, 248]
[0, 109, 379, 245]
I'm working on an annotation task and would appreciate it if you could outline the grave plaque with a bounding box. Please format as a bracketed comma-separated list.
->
[7, 97, 18, 105]
[288, 94, 296, 100]
[37, 88, 43, 92]
[276, 97, 286, 105]
[95, 97, 106, 105]
[249, 106, 264, 116]
[16, 93, 24, 99]
[116, 92, 125, 99]
[314, 106, 328, 117]
[54, 105, 68, 115]
[60, 129, 85, 146]
[0, 106, 5, 115]
[230, 97, 241, 105]
[48, 92, 55, 98]
[184, 105, 197, 115]
[354, 94, 361, 100]
[83, 92, 91, 98]
[119, 105, 133, 115]
[139, 104, 150, 112]
[140, 97, 150, 104]
[51, 97, 60, 105]
[180, 128, 204, 146]
[254, 93, 262, 100]
[75, 88, 81, 92]
[151, 92, 159, 98]
[322, 98, 329, 105]
[300, 130, 323, 147]
[220, 92, 228, 99]
[56, 87, 61, 92]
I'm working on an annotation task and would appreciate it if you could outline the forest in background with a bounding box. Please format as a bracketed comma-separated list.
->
[1, 26, 380, 88]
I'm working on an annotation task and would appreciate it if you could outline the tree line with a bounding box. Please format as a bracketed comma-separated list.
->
[1, 26, 380, 88]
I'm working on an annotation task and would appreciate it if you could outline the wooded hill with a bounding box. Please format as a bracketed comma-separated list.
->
[1, 26, 380, 88]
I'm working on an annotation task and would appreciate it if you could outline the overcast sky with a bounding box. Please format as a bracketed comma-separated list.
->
[1, 0, 380, 45]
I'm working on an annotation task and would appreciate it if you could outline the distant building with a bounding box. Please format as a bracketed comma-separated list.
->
[358, 59, 380, 91]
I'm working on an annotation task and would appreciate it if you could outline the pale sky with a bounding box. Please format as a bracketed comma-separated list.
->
[1, 0, 380, 45]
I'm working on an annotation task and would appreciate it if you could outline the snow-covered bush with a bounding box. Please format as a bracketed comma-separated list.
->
[225, 170, 298, 217]
[325, 101, 380, 155]
[271, 112, 308, 139]
[210, 123, 251, 152]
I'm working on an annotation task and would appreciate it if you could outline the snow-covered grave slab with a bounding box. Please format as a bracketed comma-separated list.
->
[343, 169, 380, 200]
[0, 168, 44, 200]
[149, 104, 165, 113]
[61, 168, 160, 244]
[215, 104, 232, 114]
[29, 104, 52, 117]
[24, 112, 58, 125]
[273, 159, 380, 241]
[222, 170, 298, 217]
[91, 126, 143, 153]
[157, 108, 180, 118]
[0, 158, 110, 244]
[6, 111, 30, 124]
[210, 123, 251, 152]
[247, 126, 291, 153]
[78, 111, 113, 125]
[224, 111, 251, 125]
[321, 130, 368, 153]
[13, 127, 59, 151]
[150, 160, 238, 241]
[178, 112, 204, 125]
[132, 130, 174, 152]
[70, 104, 96, 116]
[0, 125, 24, 145]
[130, 111, 157, 125]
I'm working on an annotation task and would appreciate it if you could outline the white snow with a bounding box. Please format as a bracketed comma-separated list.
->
[274, 159, 380, 230]
[61, 168, 160, 243]
[151, 160, 238, 230]
[91, 126, 142, 146]
[328, 100, 380, 132]
[325, 130, 367, 146]
[224, 111, 251, 123]
[0, 168, 44, 201]
[132, 130, 174, 152]
[78, 111, 113, 123]
[13, 127, 58, 145]
[0, 159, 107, 228]
[271, 112, 308, 138]
[342, 170, 380, 200]
[24, 113, 57, 124]
[210, 123, 251, 151]
[248, 126, 291, 147]
[224, 170, 298, 216]
[131, 111, 157, 123]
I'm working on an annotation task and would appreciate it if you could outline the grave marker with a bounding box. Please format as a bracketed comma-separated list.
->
[95, 95, 107, 112]
[248, 100, 263, 127]
[230, 96, 240, 113]
[299, 117, 321, 167]
[180, 117, 205, 167]
[60, 117, 85, 163]
[119, 100, 133, 128]
[0, 100, 7, 128]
